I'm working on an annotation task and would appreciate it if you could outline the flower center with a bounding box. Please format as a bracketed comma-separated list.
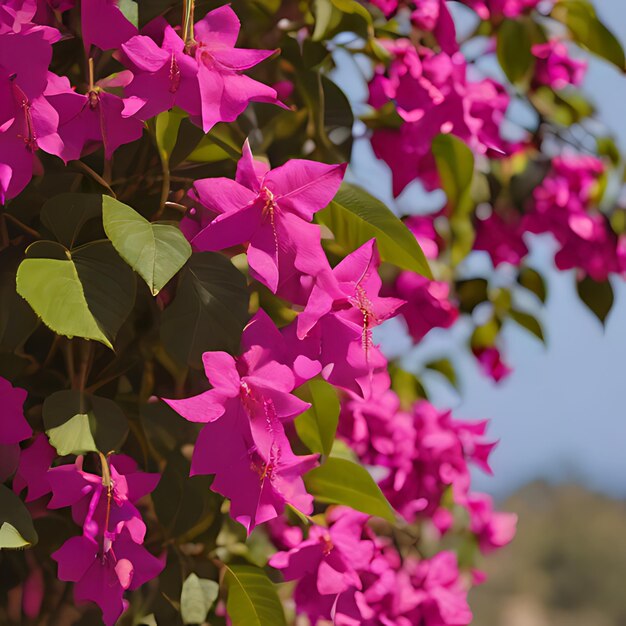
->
[169, 54, 181, 93]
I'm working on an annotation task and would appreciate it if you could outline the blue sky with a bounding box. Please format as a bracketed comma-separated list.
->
[334, 0, 626, 499]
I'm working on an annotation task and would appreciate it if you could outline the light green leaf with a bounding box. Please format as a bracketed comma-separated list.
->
[181, 573, 219, 625]
[304, 457, 395, 522]
[155, 108, 186, 164]
[161, 252, 249, 368]
[432, 134, 475, 266]
[118, 0, 138, 27]
[224, 564, 286, 626]
[102, 196, 191, 295]
[43, 390, 129, 456]
[553, 0, 626, 71]
[0, 484, 37, 549]
[496, 19, 534, 84]
[318, 183, 432, 277]
[295, 379, 340, 456]
[16, 241, 135, 349]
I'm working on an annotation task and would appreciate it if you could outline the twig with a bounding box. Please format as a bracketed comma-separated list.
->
[3, 212, 41, 239]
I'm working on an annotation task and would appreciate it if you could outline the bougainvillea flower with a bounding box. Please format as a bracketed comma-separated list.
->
[191, 140, 346, 298]
[81, 0, 137, 53]
[46, 72, 146, 161]
[164, 319, 318, 532]
[13, 433, 56, 502]
[0, 376, 31, 444]
[474, 211, 528, 267]
[460, 0, 545, 19]
[123, 5, 284, 132]
[467, 493, 517, 553]
[473, 346, 512, 382]
[532, 39, 587, 90]
[298, 239, 404, 340]
[52, 529, 164, 626]
[368, 40, 510, 196]
[393, 272, 458, 343]
[270, 508, 374, 624]
[405, 212, 444, 260]
[47, 454, 160, 544]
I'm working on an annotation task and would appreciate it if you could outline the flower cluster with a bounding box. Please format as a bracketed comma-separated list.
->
[368, 39, 510, 196]
[0, 2, 282, 202]
[532, 39, 587, 90]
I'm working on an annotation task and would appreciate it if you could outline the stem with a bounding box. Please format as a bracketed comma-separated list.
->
[88, 57, 95, 92]
[71, 160, 116, 197]
[3, 211, 41, 239]
[154, 162, 170, 219]
[182, 0, 195, 48]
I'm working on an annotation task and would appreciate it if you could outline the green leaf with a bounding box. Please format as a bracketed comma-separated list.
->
[304, 457, 395, 522]
[0, 484, 37, 549]
[187, 124, 243, 163]
[40, 193, 103, 249]
[389, 363, 427, 410]
[161, 252, 249, 368]
[433, 134, 475, 266]
[456, 278, 489, 314]
[16, 241, 135, 349]
[180, 573, 219, 625]
[0, 271, 38, 351]
[318, 183, 432, 277]
[576, 276, 614, 324]
[517, 267, 547, 303]
[118, 0, 138, 27]
[496, 19, 535, 84]
[552, 0, 626, 71]
[43, 390, 129, 456]
[425, 358, 457, 387]
[295, 379, 340, 456]
[102, 196, 191, 296]
[224, 564, 286, 626]
[510, 309, 545, 342]
[155, 108, 186, 164]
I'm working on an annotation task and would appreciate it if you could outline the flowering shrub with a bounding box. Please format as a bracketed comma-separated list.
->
[0, 0, 623, 624]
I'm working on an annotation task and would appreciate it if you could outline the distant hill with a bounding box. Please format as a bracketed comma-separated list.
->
[470, 481, 626, 626]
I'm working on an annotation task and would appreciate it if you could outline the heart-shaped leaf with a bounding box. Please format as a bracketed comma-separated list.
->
[103, 196, 191, 296]
[0, 484, 37, 549]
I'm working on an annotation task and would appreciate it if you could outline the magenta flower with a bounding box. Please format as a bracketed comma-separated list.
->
[13, 433, 56, 502]
[163, 315, 318, 532]
[474, 211, 528, 267]
[405, 213, 444, 260]
[47, 454, 160, 544]
[46, 71, 146, 161]
[298, 239, 404, 341]
[467, 493, 517, 553]
[270, 508, 374, 624]
[81, 0, 137, 53]
[532, 39, 587, 90]
[393, 272, 458, 343]
[0, 376, 31, 444]
[460, 0, 545, 19]
[52, 528, 164, 626]
[368, 40, 510, 196]
[123, 5, 285, 132]
[191, 140, 346, 299]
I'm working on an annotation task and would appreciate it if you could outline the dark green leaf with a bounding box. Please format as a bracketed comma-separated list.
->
[152, 451, 220, 540]
[304, 457, 395, 522]
[43, 390, 129, 455]
[510, 309, 545, 342]
[497, 19, 535, 83]
[17, 241, 135, 349]
[161, 252, 249, 368]
[318, 183, 432, 277]
[40, 193, 103, 249]
[0, 272, 38, 351]
[456, 278, 489, 314]
[0, 484, 37, 549]
[181, 573, 219, 625]
[294, 379, 340, 456]
[552, 0, 626, 71]
[576, 276, 614, 324]
[224, 564, 286, 626]
[102, 196, 191, 295]
[517, 267, 547, 303]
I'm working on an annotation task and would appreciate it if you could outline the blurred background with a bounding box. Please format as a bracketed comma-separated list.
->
[336, 0, 626, 623]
